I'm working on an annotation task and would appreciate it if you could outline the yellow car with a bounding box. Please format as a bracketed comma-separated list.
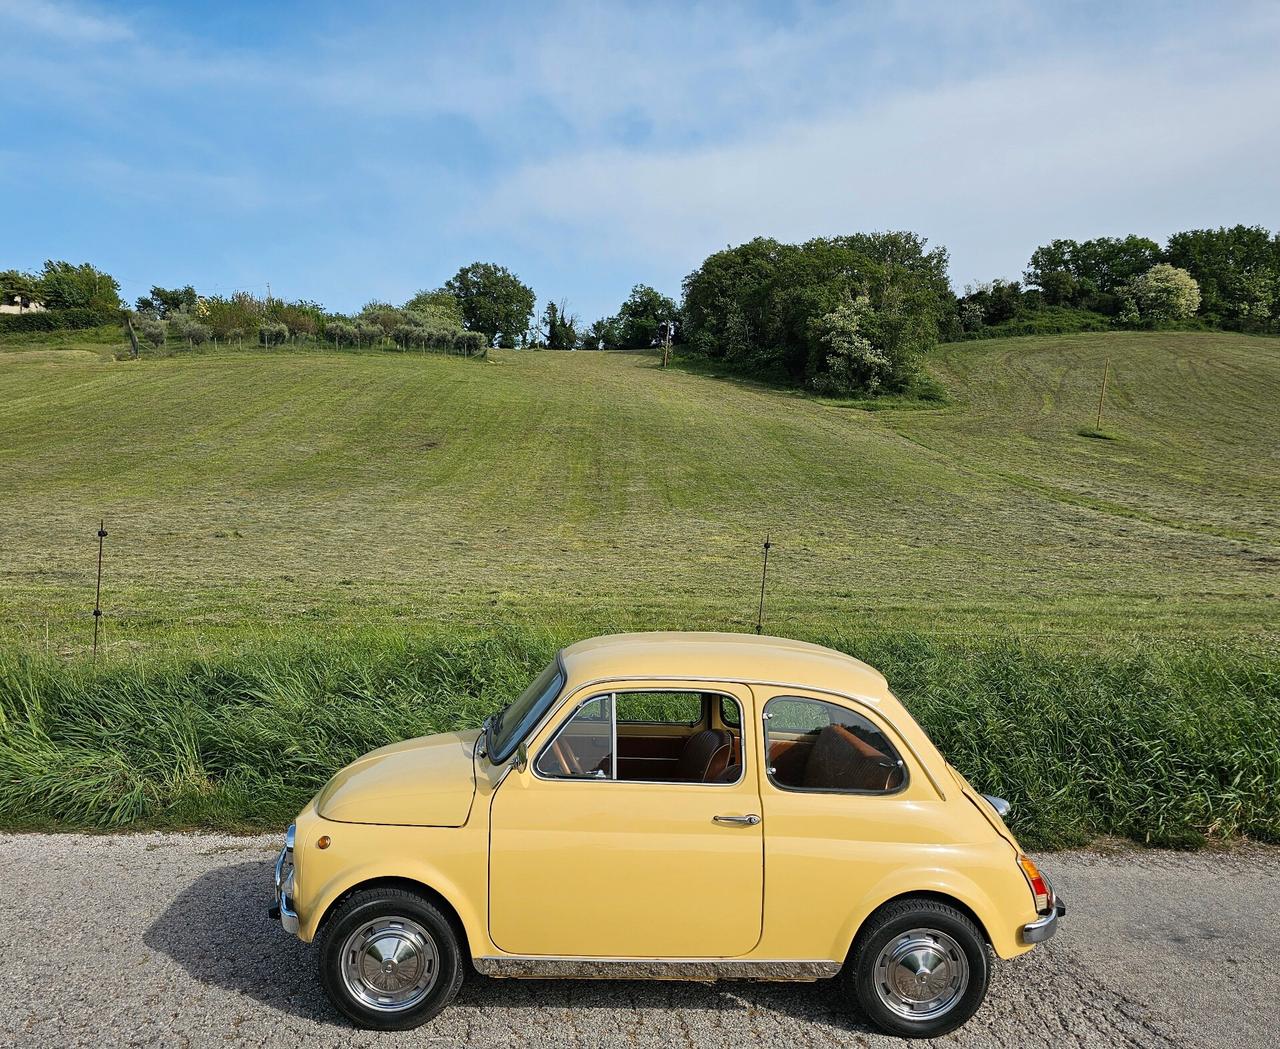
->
[270, 632, 1063, 1038]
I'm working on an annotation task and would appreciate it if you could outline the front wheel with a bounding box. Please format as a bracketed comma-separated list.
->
[318, 887, 464, 1030]
[844, 898, 990, 1039]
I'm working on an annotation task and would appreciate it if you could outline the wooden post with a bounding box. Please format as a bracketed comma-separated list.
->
[92, 520, 107, 663]
[1095, 356, 1111, 432]
[755, 534, 771, 635]
[124, 316, 141, 359]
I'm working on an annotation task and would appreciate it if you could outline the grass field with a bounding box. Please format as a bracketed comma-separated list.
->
[2, 328, 1278, 839]
[1, 329, 1277, 654]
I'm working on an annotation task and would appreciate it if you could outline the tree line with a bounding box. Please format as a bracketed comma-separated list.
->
[958, 226, 1280, 337]
[4, 223, 1278, 395]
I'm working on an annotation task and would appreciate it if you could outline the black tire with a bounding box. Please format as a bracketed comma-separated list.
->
[843, 897, 990, 1039]
[318, 887, 464, 1030]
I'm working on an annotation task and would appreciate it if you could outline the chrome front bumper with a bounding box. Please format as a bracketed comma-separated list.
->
[1022, 886, 1066, 945]
[268, 823, 299, 935]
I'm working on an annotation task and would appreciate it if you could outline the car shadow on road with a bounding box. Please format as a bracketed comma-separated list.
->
[145, 858, 881, 1036]
[144, 860, 340, 1023]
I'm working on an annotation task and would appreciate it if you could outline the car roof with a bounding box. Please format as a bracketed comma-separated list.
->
[558, 631, 893, 704]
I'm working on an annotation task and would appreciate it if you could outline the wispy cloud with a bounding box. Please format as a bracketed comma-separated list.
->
[1, 1, 1278, 318]
[475, 3, 1280, 288]
[0, 0, 133, 43]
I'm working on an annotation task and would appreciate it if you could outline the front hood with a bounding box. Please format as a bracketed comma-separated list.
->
[316, 729, 480, 827]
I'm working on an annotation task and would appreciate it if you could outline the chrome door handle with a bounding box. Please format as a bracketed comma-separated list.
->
[713, 814, 761, 826]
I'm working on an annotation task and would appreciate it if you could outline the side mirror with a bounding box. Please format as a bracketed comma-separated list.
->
[513, 742, 528, 773]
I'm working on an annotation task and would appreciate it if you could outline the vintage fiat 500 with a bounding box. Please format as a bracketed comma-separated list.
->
[270, 632, 1063, 1038]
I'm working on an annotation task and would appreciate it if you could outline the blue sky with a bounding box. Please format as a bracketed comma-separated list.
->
[2, 0, 1278, 322]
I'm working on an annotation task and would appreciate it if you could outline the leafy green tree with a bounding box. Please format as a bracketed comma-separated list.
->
[404, 288, 465, 330]
[722, 304, 751, 361]
[580, 316, 622, 349]
[359, 301, 404, 335]
[682, 231, 950, 392]
[807, 297, 891, 394]
[1024, 236, 1161, 311]
[958, 280, 1026, 326]
[614, 284, 678, 347]
[354, 319, 384, 346]
[36, 260, 121, 311]
[204, 293, 263, 340]
[135, 316, 167, 348]
[1166, 225, 1279, 329]
[444, 262, 536, 347]
[1129, 264, 1201, 322]
[540, 300, 578, 349]
[258, 321, 289, 346]
[0, 268, 41, 308]
[325, 319, 357, 346]
[1036, 268, 1077, 307]
[136, 285, 197, 318]
[168, 311, 211, 346]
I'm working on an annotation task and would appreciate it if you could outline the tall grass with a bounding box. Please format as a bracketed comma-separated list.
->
[1, 630, 1276, 849]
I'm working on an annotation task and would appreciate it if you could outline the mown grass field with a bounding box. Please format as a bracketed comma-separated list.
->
[1, 328, 1277, 840]
[2, 329, 1277, 654]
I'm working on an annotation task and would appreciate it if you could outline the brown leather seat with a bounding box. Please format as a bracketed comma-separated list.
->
[679, 729, 732, 783]
[802, 723, 901, 791]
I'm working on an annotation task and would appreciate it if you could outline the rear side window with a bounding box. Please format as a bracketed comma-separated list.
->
[764, 696, 905, 794]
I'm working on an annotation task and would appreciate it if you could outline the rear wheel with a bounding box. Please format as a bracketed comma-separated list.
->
[318, 887, 464, 1030]
[844, 898, 990, 1039]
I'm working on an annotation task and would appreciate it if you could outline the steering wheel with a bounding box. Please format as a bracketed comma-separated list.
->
[552, 739, 584, 775]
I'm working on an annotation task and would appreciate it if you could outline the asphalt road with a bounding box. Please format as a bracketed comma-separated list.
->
[0, 834, 1275, 1048]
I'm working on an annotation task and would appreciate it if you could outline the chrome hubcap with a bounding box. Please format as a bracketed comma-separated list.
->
[873, 927, 969, 1020]
[340, 916, 438, 1012]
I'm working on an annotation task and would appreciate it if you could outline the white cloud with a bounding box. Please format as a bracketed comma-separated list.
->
[475, 12, 1280, 287]
[0, 0, 133, 43]
[3, 0, 1279, 317]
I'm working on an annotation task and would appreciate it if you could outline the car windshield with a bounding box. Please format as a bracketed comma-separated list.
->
[488, 659, 564, 764]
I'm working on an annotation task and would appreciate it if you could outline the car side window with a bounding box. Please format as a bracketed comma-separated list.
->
[535, 690, 744, 784]
[534, 694, 613, 779]
[764, 696, 905, 793]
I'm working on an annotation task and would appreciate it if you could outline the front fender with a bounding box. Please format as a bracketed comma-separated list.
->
[293, 818, 490, 955]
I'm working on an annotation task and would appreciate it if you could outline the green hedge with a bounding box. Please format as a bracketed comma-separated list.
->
[1, 631, 1275, 847]
[0, 308, 119, 333]
[960, 308, 1113, 340]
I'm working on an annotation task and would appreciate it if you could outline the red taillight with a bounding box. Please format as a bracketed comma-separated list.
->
[1018, 854, 1052, 913]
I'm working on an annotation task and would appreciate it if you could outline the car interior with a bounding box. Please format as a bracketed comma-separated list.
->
[765, 697, 905, 792]
[535, 691, 905, 793]
[535, 691, 743, 783]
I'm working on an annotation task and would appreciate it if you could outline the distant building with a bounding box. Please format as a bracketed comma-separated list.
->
[0, 294, 46, 315]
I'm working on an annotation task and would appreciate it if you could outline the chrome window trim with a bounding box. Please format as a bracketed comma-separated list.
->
[610, 695, 618, 780]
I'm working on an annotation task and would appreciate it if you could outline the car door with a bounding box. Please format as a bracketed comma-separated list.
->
[488, 683, 763, 958]
[755, 690, 930, 959]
